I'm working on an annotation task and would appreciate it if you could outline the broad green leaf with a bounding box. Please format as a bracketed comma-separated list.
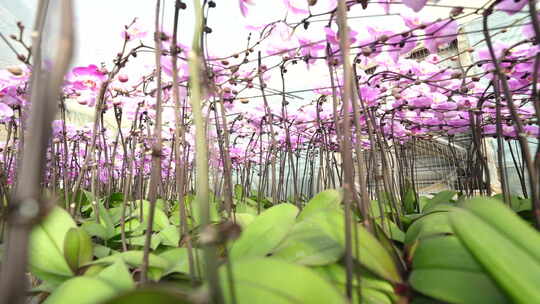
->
[297, 189, 342, 221]
[94, 244, 112, 258]
[312, 263, 396, 300]
[422, 191, 456, 212]
[410, 236, 508, 304]
[97, 260, 134, 291]
[159, 225, 180, 247]
[43, 277, 116, 304]
[101, 288, 193, 304]
[354, 223, 402, 283]
[369, 200, 392, 218]
[375, 218, 405, 243]
[29, 207, 75, 282]
[273, 211, 343, 265]
[235, 202, 257, 215]
[404, 212, 452, 246]
[132, 200, 170, 231]
[410, 269, 507, 304]
[64, 227, 93, 272]
[188, 197, 219, 227]
[230, 204, 298, 259]
[126, 234, 162, 250]
[98, 205, 116, 237]
[402, 185, 417, 214]
[460, 197, 540, 262]
[234, 213, 255, 229]
[449, 207, 540, 303]
[159, 248, 204, 276]
[220, 258, 347, 304]
[81, 221, 109, 240]
[88, 250, 169, 274]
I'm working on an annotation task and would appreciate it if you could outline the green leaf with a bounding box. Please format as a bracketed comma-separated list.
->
[402, 184, 417, 214]
[101, 288, 193, 304]
[409, 236, 508, 304]
[88, 250, 169, 279]
[404, 212, 452, 246]
[449, 205, 540, 303]
[159, 225, 180, 247]
[64, 227, 93, 272]
[230, 203, 298, 259]
[42, 277, 116, 304]
[159, 248, 204, 276]
[220, 258, 347, 304]
[81, 221, 109, 240]
[94, 244, 112, 258]
[131, 200, 170, 231]
[460, 197, 540, 262]
[312, 263, 396, 300]
[410, 269, 507, 304]
[126, 234, 162, 250]
[97, 260, 135, 291]
[354, 223, 402, 283]
[297, 189, 342, 221]
[234, 213, 255, 229]
[422, 191, 456, 213]
[272, 211, 343, 265]
[29, 207, 75, 282]
[374, 218, 405, 243]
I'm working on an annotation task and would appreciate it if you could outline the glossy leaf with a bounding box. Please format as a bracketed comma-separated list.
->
[272, 211, 343, 265]
[422, 190, 456, 212]
[220, 258, 347, 304]
[101, 288, 193, 304]
[29, 207, 75, 283]
[96, 260, 135, 291]
[449, 206, 540, 303]
[409, 236, 508, 304]
[43, 277, 116, 304]
[64, 227, 93, 272]
[297, 189, 342, 220]
[230, 203, 298, 259]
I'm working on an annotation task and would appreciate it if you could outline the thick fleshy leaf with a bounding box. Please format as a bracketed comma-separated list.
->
[96, 260, 135, 291]
[375, 218, 405, 243]
[409, 236, 508, 304]
[43, 277, 116, 304]
[88, 250, 169, 280]
[449, 206, 540, 303]
[312, 263, 396, 303]
[460, 197, 540, 261]
[132, 200, 170, 231]
[230, 203, 298, 259]
[101, 288, 193, 304]
[272, 211, 343, 265]
[64, 227, 93, 272]
[404, 212, 452, 246]
[297, 189, 342, 220]
[220, 258, 347, 304]
[81, 221, 109, 240]
[422, 191, 456, 213]
[159, 225, 180, 247]
[354, 223, 402, 283]
[29, 207, 75, 282]
[159, 248, 204, 276]
[234, 213, 255, 229]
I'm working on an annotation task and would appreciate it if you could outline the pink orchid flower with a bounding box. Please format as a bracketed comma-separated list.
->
[402, 0, 427, 12]
[239, 0, 255, 17]
[496, 0, 527, 15]
[423, 19, 458, 53]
